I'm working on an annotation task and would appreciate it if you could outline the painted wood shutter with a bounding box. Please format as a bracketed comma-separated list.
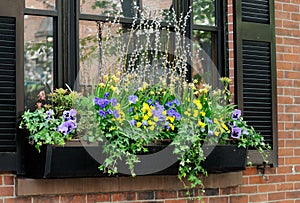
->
[234, 0, 277, 164]
[0, 0, 24, 171]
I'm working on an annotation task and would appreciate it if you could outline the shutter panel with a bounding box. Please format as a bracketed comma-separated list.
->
[234, 0, 277, 162]
[0, 0, 24, 171]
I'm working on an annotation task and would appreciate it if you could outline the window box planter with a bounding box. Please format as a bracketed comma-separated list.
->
[202, 144, 247, 173]
[22, 139, 179, 179]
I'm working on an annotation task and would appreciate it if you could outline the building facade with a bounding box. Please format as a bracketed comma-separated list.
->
[0, 0, 300, 202]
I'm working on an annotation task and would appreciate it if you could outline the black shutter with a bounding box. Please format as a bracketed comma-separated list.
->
[0, 0, 24, 171]
[234, 0, 277, 164]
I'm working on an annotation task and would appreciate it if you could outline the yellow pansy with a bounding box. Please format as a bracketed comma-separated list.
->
[137, 122, 142, 128]
[198, 120, 205, 129]
[193, 110, 199, 117]
[221, 123, 228, 131]
[98, 83, 105, 88]
[153, 116, 159, 122]
[166, 116, 175, 123]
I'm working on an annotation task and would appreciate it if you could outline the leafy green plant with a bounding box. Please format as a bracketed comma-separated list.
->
[20, 88, 79, 151]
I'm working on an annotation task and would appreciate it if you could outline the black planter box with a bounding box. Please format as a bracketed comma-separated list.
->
[202, 144, 247, 173]
[22, 140, 179, 179]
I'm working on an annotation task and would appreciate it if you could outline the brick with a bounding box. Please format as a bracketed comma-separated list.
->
[285, 140, 300, 147]
[277, 183, 294, 191]
[268, 175, 286, 183]
[87, 193, 110, 202]
[268, 192, 286, 201]
[4, 197, 32, 203]
[137, 191, 154, 200]
[277, 166, 293, 174]
[60, 195, 85, 203]
[33, 196, 59, 203]
[3, 176, 14, 186]
[203, 188, 219, 196]
[178, 190, 194, 198]
[155, 191, 177, 199]
[239, 185, 257, 194]
[208, 197, 228, 203]
[249, 194, 268, 202]
[286, 174, 300, 182]
[285, 157, 300, 165]
[112, 192, 136, 202]
[283, 4, 299, 12]
[258, 184, 276, 192]
[0, 176, 2, 185]
[278, 148, 293, 156]
[229, 195, 248, 203]
[286, 191, 300, 199]
[249, 176, 266, 184]
[165, 200, 186, 203]
[0, 187, 14, 197]
[220, 186, 238, 195]
[242, 167, 257, 176]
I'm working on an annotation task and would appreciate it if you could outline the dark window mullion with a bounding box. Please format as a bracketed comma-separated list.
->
[24, 8, 58, 17]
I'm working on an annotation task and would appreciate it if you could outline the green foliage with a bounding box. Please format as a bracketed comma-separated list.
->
[20, 88, 79, 151]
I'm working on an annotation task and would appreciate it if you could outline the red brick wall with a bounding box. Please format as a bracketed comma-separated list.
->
[1, 0, 300, 202]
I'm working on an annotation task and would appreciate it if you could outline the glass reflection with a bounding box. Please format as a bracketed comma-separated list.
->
[193, 0, 215, 26]
[24, 16, 53, 110]
[25, 0, 55, 10]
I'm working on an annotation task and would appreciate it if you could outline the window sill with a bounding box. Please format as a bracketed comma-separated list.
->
[16, 172, 242, 196]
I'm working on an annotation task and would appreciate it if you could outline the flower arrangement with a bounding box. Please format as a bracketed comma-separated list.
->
[19, 88, 79, 151]
[79, 72, 270, 189]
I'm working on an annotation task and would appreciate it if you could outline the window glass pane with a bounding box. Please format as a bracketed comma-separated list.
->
[79, 20, 127, 90]
[25, 0, 55, 10]
[80, 0, 138, 18]
[24, 16, 53, 110]
[141, 0, 173, 19]
[193, 0, 215, 26]
[192, 30, 218, 83]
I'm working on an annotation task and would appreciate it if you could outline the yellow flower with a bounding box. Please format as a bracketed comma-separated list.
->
[143, 115, 149, 121]
[169, 123, 175, 131]
[98, 83, 105, 88]
[112, 75, 119, 83]
[162, 110, 167, 115]
[134, 115, 139, 120]
[200, 111, 206, 116]
[147, 111, 152, 117]
[193, 110, 198, 117]
[198, 120, 205, 128]
[214, 118, 218, 124]
[110, 85, 116, 91]
[193, 99, 202, 110]
[153, 116, 159, 122]
[137, 122, 142, 128]
[214, 131, 220, 136]
[148, 120, 155, 126]
[149, 125, 155, 131]
[150, 91, 155, 95]
[109, 126, 115, 131]
[221, 123, 229, 131]
[166, 116, 175, 123]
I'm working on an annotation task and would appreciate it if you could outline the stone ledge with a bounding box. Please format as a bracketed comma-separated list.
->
[16, 172, 242, 196]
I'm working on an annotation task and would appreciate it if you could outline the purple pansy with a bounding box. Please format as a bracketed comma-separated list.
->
[231, 127, 242, 139]
[94, 97, 110, 108]
[172, 99, 180, 106]
[57, 120, 76, 136]
[113, 110, 120, 118]
[167, 108, 181, 120]
[110, 98, 117, 106]
[128, 95, 138, 104]
[98, 110, 106, 118]
[46, 109, 54, 119]
[104, 92, 110, 98]
[165, 101, 173, 108]
[232, 109, 241, 120]
[129, 119, 137, 125]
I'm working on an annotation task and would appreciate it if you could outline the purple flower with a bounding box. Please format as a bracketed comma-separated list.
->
[128, 107, 134, 113]
[104, 92, 110, 98]
[208, 130, 214, 136]
[232, 109, 241, 120]
[165, 102, 173, 108]
[164, 122, 170, 129]
[147, 99, 152, 104]
[129, 119, 137, 125]
[231, 127, 242, 139]
[243, 129, 249, 135]
[106, 109, 113, 115]
[167, 108, 181, 120]
[94, 97, 110, 108]
[110, 98, 117, 106]
[46, 109, 54, 120]
[128, 95, 138, 104]
[113, 110, 120, 118]
[205, 117, 213, 124]
[142, 120, 148, 126]
[62, 109, 76, 121]
[57, 120, 76, 136]
[172, 99, 180, 106]
[98, 110, 106, 118]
